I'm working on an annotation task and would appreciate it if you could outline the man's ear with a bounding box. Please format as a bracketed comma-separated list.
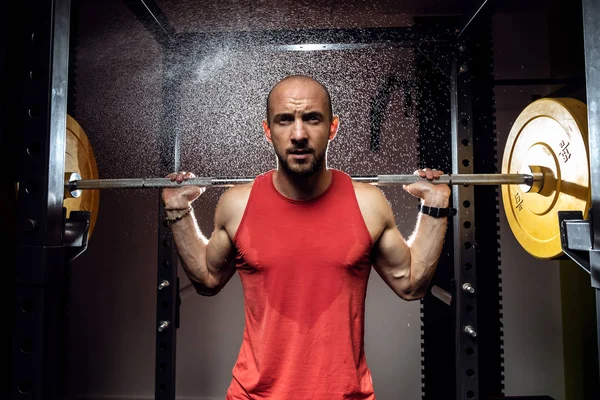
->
[329, 115, 340, 141]
[262, 119, 272, 143]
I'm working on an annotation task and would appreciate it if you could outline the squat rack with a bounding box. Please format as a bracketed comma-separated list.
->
[9, 0, 600, 399]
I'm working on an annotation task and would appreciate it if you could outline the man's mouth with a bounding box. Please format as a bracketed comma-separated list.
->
[290, 153, 310, 160]
[288, 149, 313, 160]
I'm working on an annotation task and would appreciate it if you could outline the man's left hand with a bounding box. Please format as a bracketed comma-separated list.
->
[403, 168, 451, 207]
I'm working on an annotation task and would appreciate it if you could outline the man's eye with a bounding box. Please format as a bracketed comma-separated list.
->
[278, 116, 293, 123]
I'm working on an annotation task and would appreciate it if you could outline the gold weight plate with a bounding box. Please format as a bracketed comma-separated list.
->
[501, 98, 590, 259]
[65, 115, 100, 238]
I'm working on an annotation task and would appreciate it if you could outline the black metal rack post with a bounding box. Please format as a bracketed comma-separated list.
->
[451, 38, 480, 400]
[13, 0, 71, 398]
[154, 45, 184, 400]
[414, 17, 456, 399]
[155, 204, 179, 400]
[581, 0, 600, 371]
[558, 1, 600, 390]
[120, 2, 181, 397]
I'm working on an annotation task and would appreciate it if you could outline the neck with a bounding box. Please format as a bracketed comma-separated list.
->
[273, 165, 332, 201]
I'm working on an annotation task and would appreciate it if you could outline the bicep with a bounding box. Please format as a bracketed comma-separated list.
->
[371, 199, 412, 297]
[373, 224, 411, 283]
[206, 226, 237, 284]
[204, 188, 246, 288]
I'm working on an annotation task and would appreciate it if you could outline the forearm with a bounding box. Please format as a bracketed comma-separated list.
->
[168, 210, 220, 291]
[406, 195, 449, 295]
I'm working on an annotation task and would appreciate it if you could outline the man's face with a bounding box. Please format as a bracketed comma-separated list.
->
[263, 80, 339, 178]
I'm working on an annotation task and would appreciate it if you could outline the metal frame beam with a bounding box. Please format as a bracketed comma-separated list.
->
[581, 0, 600, 370]
[560, 1, 600, 388]
[173, 26, 454, 50]
[122, 0, 175, 46]
[451, 37, 480, 400]
[153, 41, 186, 400]
[415, 28, 456, 399]
[13, 0, 71, 398]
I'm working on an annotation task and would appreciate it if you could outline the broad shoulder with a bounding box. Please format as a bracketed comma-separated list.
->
[351, 180, 390, 211]
[215, 182, 253, 229]
[219, 182, 253, 205]
[351, 180, 395, 240]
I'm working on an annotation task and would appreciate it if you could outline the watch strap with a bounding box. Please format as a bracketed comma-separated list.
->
[418, 203, 456, 218]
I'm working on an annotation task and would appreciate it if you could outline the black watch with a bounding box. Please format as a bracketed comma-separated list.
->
[418, 203, 455, 218]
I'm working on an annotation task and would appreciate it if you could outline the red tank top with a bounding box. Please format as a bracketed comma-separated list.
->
[227, 169, 375, 400]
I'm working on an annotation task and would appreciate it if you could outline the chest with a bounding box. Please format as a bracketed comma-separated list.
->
[235, 203, 372, 273]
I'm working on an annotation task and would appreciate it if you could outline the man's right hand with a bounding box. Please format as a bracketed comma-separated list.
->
[161, 171, 206, 209]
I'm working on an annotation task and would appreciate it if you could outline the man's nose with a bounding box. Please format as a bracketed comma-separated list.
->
[291, 119, 308, 142]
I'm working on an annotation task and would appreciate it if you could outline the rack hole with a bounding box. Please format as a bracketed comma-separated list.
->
[28, 105, 41, 118]
[20, 338, 33, 353]
[159, 342, 167, 351]
[25, 181, 39, 195]
[18, 380, 33, 394]
[467, 390, 475, 398]
[162, 259, 170, 268]
[462, 138, 470, 146]
[462, 159, 470, 167]
[464, 242, 472, 250]
[465, 305, 473, 313]
[463, 200, 471, 208]
[463, 221, 471, 229]
[160, 301, 169, 309]
[26, 142, 41, 158]
[161, 240, 169, 248]
[464, 263, 473, 271]
[30, 32, 41, 43]
[159, 383, 166, 391]
[465, 347, 474, 355]
[466, 368, 475, 377]
[159, 362, 167, 371]
[21, 297, 35, 313]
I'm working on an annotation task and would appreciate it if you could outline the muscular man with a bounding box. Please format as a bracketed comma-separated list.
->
[161, 75, 451, 399]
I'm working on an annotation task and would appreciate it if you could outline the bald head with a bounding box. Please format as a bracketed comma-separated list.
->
[266, 75, 333, 124]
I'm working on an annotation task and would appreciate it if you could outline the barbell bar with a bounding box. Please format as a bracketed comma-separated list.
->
[64, 172, 543, 194]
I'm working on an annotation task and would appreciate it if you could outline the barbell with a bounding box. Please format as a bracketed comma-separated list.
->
[61, 97, 591, 259]
[65, 173, 540, 190]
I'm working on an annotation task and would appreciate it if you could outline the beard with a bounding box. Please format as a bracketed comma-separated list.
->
[275, 145, 326, 178]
